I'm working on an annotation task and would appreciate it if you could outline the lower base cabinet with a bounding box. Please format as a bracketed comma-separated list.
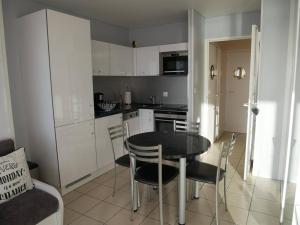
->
[95, 114, 124, 169]
[56, 120, 97, 187]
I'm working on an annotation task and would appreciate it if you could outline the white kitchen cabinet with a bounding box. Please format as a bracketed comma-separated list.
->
[135, 46, 159, 76]
[159, 42, 188, 53]
[125, 116, 140, 136]
[19, 9, 95, 192]
[56, 120, 97, 186]
[95, 114, 124, 169]
[139, 109, 154, 132]
[110, 44, 133, 76]
[47, 10, 94, 127]
[91, 41, 110, 76]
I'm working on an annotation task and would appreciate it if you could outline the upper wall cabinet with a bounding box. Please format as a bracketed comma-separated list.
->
[135, 46, 159, 76]
[92, 40, 133, 76]
[92, 40, 110, 76]
[110, 44, 133, 76]
[159, 43, 188, 53]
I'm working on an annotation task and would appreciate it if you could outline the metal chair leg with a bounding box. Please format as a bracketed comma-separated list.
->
[224, 176, 228, 211]
[113, 163, 117, 196]
[159, 184, 164, 225]
[215, 182, 219, 225]
[136, 181, 141, 208]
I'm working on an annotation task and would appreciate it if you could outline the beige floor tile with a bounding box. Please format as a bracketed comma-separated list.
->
[118, 169, 131, 179]
[220, 204, 249, 225]
[64, 208, 81, 225]
[224, 191, 252, 209]
[211, 218, 237, 225]
[66, 195, 100, 214]
[125, 199, 158, 216]
[247, 211, 280, 225]
[250, 198, 280, 217]
[253, 187, 280, 202]
[255, 178, 280, 191]
[199, 185, 223, 203]
[86, 185, 113, 200]
[148, 204, 178, 225]
[106, 209, 145, 225]
[187, 197, 216, 217]
[75, 181, 98, 194]
[102, 176, 129, 190]
[185, 210, 213, 225]
[70, 215, 103, 225]
[63, 191, 82, 205]
[164, 189, 179, 206]
[92, 172, 114, 184]
[227, 182, 254, 198]
[85, 201, 122, 222]
[140, 217, 169, 225]
[104, 189, 131, 207]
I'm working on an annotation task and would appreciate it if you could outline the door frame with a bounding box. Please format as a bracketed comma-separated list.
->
[202, 35, 251, 143]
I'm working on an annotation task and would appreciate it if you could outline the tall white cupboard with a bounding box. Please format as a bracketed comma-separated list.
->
[19, 9, 97, 193]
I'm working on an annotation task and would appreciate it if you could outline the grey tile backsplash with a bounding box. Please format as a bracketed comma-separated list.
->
[93, 76, 187, 105]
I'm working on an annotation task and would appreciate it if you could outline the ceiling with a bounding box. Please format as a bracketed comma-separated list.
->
[34, 0, 261, 29]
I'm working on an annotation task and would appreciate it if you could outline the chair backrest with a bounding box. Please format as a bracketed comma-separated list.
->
[173, 120, 200, 133]
[107, 123, 129, 160]
[126, 141, 162, 164]
[218, 133, 238, 172]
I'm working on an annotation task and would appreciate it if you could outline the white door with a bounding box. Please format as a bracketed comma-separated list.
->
[244, 25, 261, 180]
[135, 46, 159, 76]
[207, 43, 218, 142]
[47, 10, 94, 127]
[110, 44, 133, 76]
[56, 120, 97, 187]
[91, 41, 110, 76]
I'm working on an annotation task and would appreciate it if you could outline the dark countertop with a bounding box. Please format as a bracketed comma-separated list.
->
[95, 103, 188, 119]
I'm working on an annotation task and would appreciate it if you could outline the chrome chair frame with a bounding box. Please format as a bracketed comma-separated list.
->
[126, 141, 164, 225]
[173, 120, 200, 133]
[107, 123, 129, 196]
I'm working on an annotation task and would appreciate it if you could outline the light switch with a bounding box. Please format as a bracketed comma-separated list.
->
[163, 91, 168, 97]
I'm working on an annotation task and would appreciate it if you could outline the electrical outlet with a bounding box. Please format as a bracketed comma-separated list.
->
[163, 91, 168, 97]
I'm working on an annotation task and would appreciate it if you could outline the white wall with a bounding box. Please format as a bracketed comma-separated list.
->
[205, 11, 261, 39]
[0, 1, 14, 141]
[253, 0, 291, 180]
[129, 21, 188, 47]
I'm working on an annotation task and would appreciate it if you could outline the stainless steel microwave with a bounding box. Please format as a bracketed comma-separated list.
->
[161, 51, 188, 76]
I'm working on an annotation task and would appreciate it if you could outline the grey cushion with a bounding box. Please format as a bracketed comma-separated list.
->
[0, 188, 59, 225]
[0, 139, 14, 157]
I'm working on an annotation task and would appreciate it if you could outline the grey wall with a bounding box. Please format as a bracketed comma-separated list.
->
[204, 10, 261, 39]
[129, 21, 188, 47]
[93, 76, 188, 105]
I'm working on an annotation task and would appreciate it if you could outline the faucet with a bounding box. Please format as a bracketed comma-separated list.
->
[148, 96, 156, 105]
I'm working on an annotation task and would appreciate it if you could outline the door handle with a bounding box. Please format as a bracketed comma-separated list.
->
[243, 103, 249, 107]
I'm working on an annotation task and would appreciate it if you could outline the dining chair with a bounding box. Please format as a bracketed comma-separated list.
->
[186, 133, 237, 225]
[126, 141, 179, 225]
[107, 122, 144, 196]
[173, 120, 200, 133]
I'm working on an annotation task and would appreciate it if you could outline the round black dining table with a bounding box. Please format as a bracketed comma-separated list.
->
[127, 131, 211, 225]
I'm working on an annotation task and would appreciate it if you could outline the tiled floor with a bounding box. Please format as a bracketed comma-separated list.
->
[63, 132, 293, 225]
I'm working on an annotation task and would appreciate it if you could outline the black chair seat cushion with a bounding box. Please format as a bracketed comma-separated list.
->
[0, 188, 59, 225]
[115, 154, 144, 168]
[186, 161, 225, 184]
[135, 163, 179, 186]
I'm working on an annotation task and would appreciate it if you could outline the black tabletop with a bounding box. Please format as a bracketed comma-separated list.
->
[127, 131, 211, 160]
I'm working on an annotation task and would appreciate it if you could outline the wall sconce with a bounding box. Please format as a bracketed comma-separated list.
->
[210, 65, 216, 80]
[233, 67, 246, 79]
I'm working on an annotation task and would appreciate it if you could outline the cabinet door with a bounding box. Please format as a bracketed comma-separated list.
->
[47, 10, 94, 126]
[135, 46, 159, 76]
[95, 114, 124, 169]
[56, 120, 97, 187]
[92, 41, 110, 75]
[139, 109, 154, 132]
[126, 117, 140, 136]
[110, 44, 133, 76]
